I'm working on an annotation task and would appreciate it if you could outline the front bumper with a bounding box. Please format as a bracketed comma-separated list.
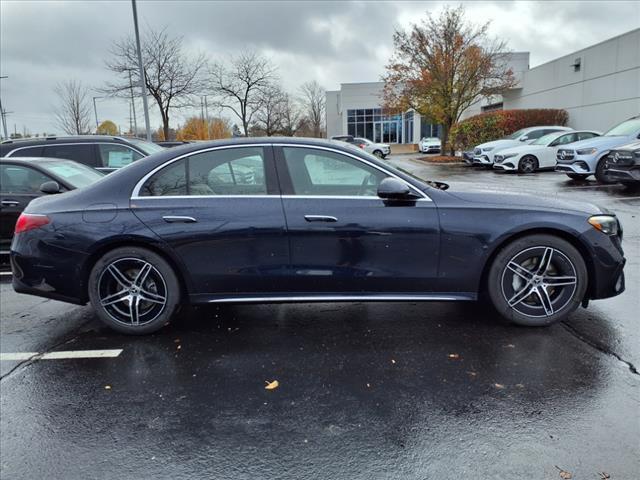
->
[604, 166, 640, 183]
[555, 156, 595, 174]
[420, 146, 441, 153]
[472, 154, 493, 166]
[580, 228, 626, 300]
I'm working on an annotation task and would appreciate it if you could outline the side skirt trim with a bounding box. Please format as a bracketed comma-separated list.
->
[189, 293, 477, 304]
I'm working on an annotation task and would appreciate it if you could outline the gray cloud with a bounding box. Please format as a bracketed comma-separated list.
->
[1, 0, 638, 135]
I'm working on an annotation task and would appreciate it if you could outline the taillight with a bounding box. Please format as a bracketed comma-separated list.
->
[358, 143, 365, 149]
[15, 213, 50, 234]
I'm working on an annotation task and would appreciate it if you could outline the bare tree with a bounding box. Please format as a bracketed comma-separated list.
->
[54, 80, 92, 135]
[209, 51, 277, 136]
[253, 84, 286, 136]
[279, 93, 303, 137]
[299, 80, 325, 138]
[103, 27, 206, 140]
[383, 6, 516, 153]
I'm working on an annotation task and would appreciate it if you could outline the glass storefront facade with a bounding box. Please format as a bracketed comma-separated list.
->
[346, 109, 439, 144]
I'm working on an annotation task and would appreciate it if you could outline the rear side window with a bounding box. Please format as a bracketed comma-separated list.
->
[41, 144, 96, 167]
[98, 144, 143, 168]
[140, 147, 267, 197]
[7, 146, 43, 157]
[0, 164, 54, 194]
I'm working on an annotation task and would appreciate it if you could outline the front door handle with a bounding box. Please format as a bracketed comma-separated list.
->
[304, 215, 338, 223]
[162, 215, 197, 223]
[1, 200, 20, 207]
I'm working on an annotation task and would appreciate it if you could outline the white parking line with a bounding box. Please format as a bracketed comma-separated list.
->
[0, 349, 123, 361]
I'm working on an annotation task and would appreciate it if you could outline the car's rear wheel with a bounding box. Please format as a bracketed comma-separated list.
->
[373, 150, 384, 159]
[88, 247, 180, 334]
[566, 173, 589, 181]
[518, 155, 538, 173]
[595, 157, 614, 184]
[486, 234, 587, 326]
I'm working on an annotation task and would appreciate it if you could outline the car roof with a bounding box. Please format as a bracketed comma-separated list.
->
[0, 156, 77, 164]
[523, 126, 572, 131]
[0, 135, 136, 147]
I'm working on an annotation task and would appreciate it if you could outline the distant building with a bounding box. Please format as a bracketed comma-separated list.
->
[325, 29, 640, 144]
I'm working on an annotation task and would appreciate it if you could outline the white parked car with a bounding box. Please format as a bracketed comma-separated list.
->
[493, 130, 601, 173]
[472, 126, 573, 166]
[353, 137, 391, 158]
[419, 137, 441, 153]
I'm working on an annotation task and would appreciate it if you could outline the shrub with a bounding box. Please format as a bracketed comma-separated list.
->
[450, 109, 569, 150]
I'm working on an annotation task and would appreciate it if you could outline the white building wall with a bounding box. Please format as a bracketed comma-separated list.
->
[502, 29, 640, 131]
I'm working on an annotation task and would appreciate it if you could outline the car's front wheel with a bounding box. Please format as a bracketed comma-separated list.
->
[373, 150, 384, 159]
[595, 157, 614, 184]
[88, 246, 180, 334]
[518, 155, 538, 173]
[486, 234, 587, 326]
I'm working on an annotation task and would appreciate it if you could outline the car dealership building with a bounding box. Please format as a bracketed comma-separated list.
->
[325, 28, 640, 145]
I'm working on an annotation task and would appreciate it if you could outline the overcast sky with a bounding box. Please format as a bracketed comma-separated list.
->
[1, 0, 638, 136]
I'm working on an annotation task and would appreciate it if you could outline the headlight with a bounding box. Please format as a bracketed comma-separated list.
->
[483, 147, 494, 152]
[588, 215, 619, 235]
[577, 148, 597, 155]
[502, 153, 518, 159]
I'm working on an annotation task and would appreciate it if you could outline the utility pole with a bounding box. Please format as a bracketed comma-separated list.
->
[0, 76, 8, 140]
[92, 96, 102, 131]
[128, 71, 138, 137]
[131, 0, 152, 141]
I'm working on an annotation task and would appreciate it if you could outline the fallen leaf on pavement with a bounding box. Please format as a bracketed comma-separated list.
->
[104, 385, 112, 390]
[448, 353, 459, 359]
[555, 466, 572, 479]
[598, 473, 610, 479]
[494, 383, 505, 389]
[391, 359, 396, 364]
[265, 380, 279, 390]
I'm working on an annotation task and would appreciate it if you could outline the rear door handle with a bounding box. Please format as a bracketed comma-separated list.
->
[1, 200, 20, 207]
[304, 215, 338, 223]
[162, 215, 197, 223]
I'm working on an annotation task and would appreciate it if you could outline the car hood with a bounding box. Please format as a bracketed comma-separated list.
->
[446, 190, 603, 215]
[560, 135, 634, 151]
[475, 139, 520, 151]
[496, 144, 547, 156]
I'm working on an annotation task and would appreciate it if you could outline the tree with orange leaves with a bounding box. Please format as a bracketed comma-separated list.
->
[383, 6, 516, 154]
[176, 117, 231, 141]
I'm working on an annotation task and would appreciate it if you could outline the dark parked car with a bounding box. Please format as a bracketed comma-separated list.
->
[11, 138, 625, 334]
[604, 140, 640, 185]
[0, 135, 164, 174]
[1, 157, 104, 248]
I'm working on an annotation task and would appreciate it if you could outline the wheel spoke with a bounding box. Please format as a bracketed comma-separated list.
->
[507, 261, 534, 281]
[139, 289, 166, 305]
[101, 290, 130, 307]
[536, 247, 554, 275]
[544, 275, 577, 287]
[534, 287, 554, 316]
[107, 264, 132, 288]
[133, 262, 152, 288]
[508, 284, 534, 307]
[129, 296, 140, 325]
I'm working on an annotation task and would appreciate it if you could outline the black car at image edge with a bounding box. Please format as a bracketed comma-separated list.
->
[10, 137, 625, 334]
[604, 140, 640, 184]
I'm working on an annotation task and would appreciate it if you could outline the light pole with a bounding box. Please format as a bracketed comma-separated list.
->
[131, 0, 152, 141]
[0, 76, 8, 140]
[92, 96, 103, 132]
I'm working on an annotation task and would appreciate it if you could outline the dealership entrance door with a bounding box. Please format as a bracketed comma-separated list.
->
[374, 121, 399, 144]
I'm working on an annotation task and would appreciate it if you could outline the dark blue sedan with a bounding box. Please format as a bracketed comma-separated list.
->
[10, 138, 626, 334]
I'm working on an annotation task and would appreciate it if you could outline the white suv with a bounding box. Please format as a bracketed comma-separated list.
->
[472, 126, 572, 167]
[353, 137, 391, 158]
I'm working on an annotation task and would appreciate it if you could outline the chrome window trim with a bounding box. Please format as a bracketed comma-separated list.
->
[131, 142, 432, 201]
[5, 142, 145, 163]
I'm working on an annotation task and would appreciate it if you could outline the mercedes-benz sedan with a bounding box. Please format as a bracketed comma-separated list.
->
[11, 138, 625, 334]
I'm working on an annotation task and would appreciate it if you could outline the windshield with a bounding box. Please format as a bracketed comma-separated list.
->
[40, 160, 104, 188]
[604, 118, 640, 136]
[127, 138, 166, 155]
[533, 132, 562, 145]
[506, 128, 527, 140]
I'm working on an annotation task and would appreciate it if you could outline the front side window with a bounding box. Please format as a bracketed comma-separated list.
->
[140, 147, 266, 197]
[577, 132, 599, 141]
[0, 164, 54, 194]
[549, 133, 577, 146]
[41, 144, 96, 167]
[282, 147, 386, 196]
[98, 144, 143, 168]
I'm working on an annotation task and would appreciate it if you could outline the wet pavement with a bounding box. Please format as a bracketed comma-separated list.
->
[1, 158, 638, 479]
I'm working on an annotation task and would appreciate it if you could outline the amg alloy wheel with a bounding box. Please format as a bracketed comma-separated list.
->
[518, 155, 538, 173]
[89, 247, 180, 334]
[487, 234, 587, 326]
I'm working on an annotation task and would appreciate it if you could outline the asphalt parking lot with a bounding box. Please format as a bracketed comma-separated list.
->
[1, 157, 638, 479]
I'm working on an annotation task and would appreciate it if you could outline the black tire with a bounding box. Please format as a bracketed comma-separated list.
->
[595, 157, 614, 184]
[518, 155, 538, 173]
[486, 234, 587, 327]
[566, 173, 589, 181]
[88, 246, 180, 334]
[373, 150, 384, 159]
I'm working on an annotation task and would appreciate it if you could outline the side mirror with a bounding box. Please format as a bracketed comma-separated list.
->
[40, 181, 61, 194]
[377, 177, 417, 200]
[520, 136, 529, 142]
